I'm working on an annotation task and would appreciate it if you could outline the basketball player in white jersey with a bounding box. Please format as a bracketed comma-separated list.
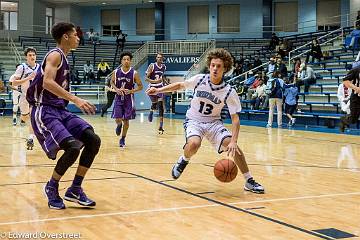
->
[9, 47, 40, 150]
[147, 48, 264, 193]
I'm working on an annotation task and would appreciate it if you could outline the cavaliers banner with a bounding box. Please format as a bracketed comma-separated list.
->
[147, 55, 200, 71]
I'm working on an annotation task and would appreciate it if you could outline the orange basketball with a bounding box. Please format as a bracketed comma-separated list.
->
[213, 159, 238, 183]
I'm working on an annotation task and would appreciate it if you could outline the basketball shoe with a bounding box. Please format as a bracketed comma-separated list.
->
[26, 138, 34, 150]
[158, 127, 164, 134]
[244, 177, 265, 194]
[119, 137, 125, 148]
[44, 181, 65, 210]
[64, 186, 96, 207]
[171, 156, 189, 179]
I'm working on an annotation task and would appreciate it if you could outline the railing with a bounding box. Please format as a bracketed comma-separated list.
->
[183, 40, 216, 79]
[287, 27, 343, 68]
[70, 85, 105, 105]
[132, 42, 149, 68]
[7, 33, 21, 64]
[229, 25, 346, 84]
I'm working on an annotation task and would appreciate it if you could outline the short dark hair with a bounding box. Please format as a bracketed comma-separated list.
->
[120, 52, 133, 61]
[24, 47, 36, 56]
[51, 22, 75, 43]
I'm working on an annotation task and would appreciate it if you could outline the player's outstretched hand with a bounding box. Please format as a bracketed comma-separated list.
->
[226, 141, 241, 158]
[74, 97, 96, 115]
[146, 87, 158, 95]
[116, 88, 124, 96]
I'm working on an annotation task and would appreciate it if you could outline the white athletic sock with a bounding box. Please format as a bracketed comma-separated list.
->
[181, 155, 190, 162]
[243, 172, 252, 181]
[29, 134, 35, 140]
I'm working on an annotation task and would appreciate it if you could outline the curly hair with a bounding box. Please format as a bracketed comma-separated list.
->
[205, 48, 233, 72]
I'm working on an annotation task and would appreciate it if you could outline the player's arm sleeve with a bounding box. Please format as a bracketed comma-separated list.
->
[183, 74, 204, 90]
[226, 89, 242, 115]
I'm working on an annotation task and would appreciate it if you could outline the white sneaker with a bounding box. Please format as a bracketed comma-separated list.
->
[171, 156, 189, 179]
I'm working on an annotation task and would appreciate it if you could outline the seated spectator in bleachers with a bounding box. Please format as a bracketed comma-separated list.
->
[292, 57, 302, 78]
[269, 33, 280, 51]
[306, 39, 322, 63]
[233, 61, 243, 76]
[253, 55, 263, 72]
[76, 26, 84, 46]
[86, 28, 99, 44]
[97, 59, 111, 82]
[275, 57, 287, 79]
[250, 78, 266, 110]
[345, 29, 360, 49]
[337, 83, 352, 114]
[284, 78, 299, 127]
[70, 67, 81, 85]
[83, 60, 95, 84]
[276, 40, 287, 59]
[243, 59, 252, 72]
[266, 57, 276, 77]
[246, 72, 266, 99]
[298, 63, 316, 93]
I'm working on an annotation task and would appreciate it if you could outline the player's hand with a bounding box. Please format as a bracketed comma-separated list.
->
[354, 87, 360, 94]
[116, 88, 124, 96]
[146, 87, 158, 95]
[123, 89, 131, 95]
[28, 72, 36, 81]
[74, 97, 96, 115]
[226, 141, 241, 158]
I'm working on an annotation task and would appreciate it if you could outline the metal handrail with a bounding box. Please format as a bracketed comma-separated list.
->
[184, 40, 216, 79]
[287, 27, 343, 68]
[7, 33, 22, 64]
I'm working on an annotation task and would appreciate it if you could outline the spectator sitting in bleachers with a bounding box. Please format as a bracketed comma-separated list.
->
[233, 61, 243, 76]
[345, 29, 360, 49]
[86, 28, 99, 44]
[275, 57, 287, 78]
[97, 59, 111, 82]
[246, 72, 266, 99]
[266, 57, 276, 77]
[76, 26, 84, 46]
[337, 83, 352, 114]
[306, 39, 323, 63]
[83, 60, 95, 84]
[298, 63, 316, 93]
[276, 40, 287, 59]
[292, 57, 302, 78]
[253, 55, 263, 71]
[250, 78, 266, 110]
[269, 33, 280, 51]
[70, 67, 81, 85]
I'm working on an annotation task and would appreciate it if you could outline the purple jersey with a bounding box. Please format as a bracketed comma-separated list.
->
[147, 63, 166, 87]
[27, 48, 70, 108]
[114, 67, 135, 103]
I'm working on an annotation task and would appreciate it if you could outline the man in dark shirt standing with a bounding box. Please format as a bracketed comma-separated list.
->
[339, 66, 360, 132]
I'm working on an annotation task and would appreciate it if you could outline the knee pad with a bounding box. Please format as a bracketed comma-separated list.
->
[79, 129, 101, 168]
[151, 102, 158, 110]
[158, 102, 164, 117]
[55, 138, 82, 176]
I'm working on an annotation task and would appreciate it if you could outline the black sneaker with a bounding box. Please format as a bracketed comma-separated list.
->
[158, 127, 164, 134]
[26, 138, 34, 150]
[339, 118, 348, 133]
[171, 156, 189, 179]
[244, 178, 265, 194]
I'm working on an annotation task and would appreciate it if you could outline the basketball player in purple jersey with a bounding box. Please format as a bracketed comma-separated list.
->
[27, 22, 101, 209]
[146, 53, 166, 134]
[111, 52, 143, 147]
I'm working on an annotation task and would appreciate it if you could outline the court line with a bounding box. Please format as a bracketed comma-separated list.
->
[91, 168, 334, 239]
[0, 189, 360, 226]
[0, 176, 138, 187]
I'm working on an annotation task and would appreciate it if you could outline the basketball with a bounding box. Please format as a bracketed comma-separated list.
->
[213, 159, 238, 183]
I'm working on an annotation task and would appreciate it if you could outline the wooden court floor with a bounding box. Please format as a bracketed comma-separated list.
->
[0, 113, 359, 240]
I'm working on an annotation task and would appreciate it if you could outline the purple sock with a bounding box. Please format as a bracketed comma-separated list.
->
[49, 177, 59, 187]
[72, 175, 84, 187]
[160, 121, 163, 128]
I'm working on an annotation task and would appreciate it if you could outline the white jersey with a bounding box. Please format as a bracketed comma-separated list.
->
[184, 74, 241, 123]
[10, 63, 40, 95]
